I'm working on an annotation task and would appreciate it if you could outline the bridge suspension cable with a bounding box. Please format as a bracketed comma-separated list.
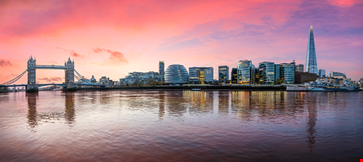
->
[1, 69, 28, 85]
[74, 70, 84, 81]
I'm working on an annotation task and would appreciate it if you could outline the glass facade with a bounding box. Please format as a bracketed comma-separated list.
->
[258, 62, 275, 84]
[218, 66, 229, 83]
[237, 60, 255, 85]
[231, 68, 237, 84]
[165, 64, 189, 84]
[319, 69, 325, 78]
[295, 64, 304, 72]
[280, 63, 295, 84]
[189, 67, 213, 83]
[274, 64, 280, 84]
[305, 25, 318, 75]
[327, 72, 346, 79]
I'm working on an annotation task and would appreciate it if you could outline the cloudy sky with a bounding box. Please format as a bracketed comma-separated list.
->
[0, 0, 362, 84]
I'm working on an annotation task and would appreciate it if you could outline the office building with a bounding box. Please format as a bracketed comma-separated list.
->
[296, 64, 304, 72]
[258, 62, 275, 84]
[280, 62, 295, 84]
[165, 64, 189, 84]
[237, 60, 255, 85]
[119, 71, 162, 85]
[327, 72, 346, 79]
[189, 67, 213, 84]
[319, 69, 326, 78]
[295, 72, 319, 84]
[274, 64, 280, 84]
[231, 68, 237, 84]
[218, 66, 229, 83]
[159, 61, 165, 82]
[305, 25, 318, 75]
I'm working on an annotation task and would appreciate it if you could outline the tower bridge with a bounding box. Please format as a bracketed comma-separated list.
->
[1, 56, 111, 92]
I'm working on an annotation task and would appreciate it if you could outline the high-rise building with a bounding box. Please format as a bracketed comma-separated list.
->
[159, 61, 165, 82]
[231, 68, 237, 84]
[305, 25, 318, 75]
[319, 69, 326, 78]
[189, 67, 213, 83]
[218, 66, 229, 83]
[280, 62, 295, 84]
[258, 62, 275, 84]
[296, 64, 304, 72]
[237, 60, 255, 85]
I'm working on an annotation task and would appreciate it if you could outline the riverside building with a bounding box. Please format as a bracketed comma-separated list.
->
[279, 62, 295, 84]
[218, 66, 229, 83]
[159, 61, 165, 82]
[231, 68, 237, 84]
[237, 60, 255, 85]
[189, 67, 213, 84]
[165, 64, 189, 84]
[258, 62, 275, 84]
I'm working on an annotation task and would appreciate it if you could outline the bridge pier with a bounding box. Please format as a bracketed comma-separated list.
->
[65, 83, 77, 91]
[26, 84, 39, 93]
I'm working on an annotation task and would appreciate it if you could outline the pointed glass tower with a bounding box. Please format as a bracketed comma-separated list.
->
[305, 25, 318, 74]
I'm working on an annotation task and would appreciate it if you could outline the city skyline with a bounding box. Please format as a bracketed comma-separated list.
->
[0, 0, 362, 84]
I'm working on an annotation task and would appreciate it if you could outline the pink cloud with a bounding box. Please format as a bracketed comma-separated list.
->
[0, 59, 12, 67]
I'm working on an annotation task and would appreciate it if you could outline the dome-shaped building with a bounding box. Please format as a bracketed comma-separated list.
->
[165, 64, 189, 84]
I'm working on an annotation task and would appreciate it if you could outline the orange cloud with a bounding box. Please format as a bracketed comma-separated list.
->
[37, 77, 62, 83]
[93, 47, 128, 64]
[0, 59, 12, 67]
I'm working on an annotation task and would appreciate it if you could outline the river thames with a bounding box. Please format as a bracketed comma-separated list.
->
[0, 90, 362, 161]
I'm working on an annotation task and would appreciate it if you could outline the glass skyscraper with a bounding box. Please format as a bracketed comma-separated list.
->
[305, 25, 318, 75]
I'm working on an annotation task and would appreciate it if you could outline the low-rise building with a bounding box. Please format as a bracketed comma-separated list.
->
[295, 72, 319, 84]
[189, 67, 213, 84]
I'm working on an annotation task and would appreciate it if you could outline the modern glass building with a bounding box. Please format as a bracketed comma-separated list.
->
[305, 25, 318, 75]
[258, 62, 275, 84]
[165, 64, 189, 84]
[280, 62, 295, 84]
[295, 64, 304, 72]
[274, 64, 280, 84]
[218, 66, 229, 83]
[327, 72, 346, 79]
[231, 68, 237, 84]
[159, 61, 165, 82]
[189, 67, 213, 83]
[319, 69, 326, 78]
[237, 60, 255, 85]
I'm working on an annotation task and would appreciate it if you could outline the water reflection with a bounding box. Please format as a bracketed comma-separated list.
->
[26, 92, 76, 130]
[159, 91, 165, 120]
[64, 92, 76, 125]
[26, 92, 38, 129]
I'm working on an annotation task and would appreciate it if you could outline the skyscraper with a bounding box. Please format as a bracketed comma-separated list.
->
[237, 60, 255, 85]
[305, 25, 318, 75]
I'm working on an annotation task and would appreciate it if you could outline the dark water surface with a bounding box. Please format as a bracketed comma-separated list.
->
[0, 90, 362, 161]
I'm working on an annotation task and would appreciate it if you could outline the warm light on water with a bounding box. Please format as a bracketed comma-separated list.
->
[1, 90, 362, 161]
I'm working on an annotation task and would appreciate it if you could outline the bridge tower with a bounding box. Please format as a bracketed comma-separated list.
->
[65, 57, 75, 84]
[27, 56, 38, 92]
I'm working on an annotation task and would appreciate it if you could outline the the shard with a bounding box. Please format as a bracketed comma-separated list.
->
[305, 25, 318, 75]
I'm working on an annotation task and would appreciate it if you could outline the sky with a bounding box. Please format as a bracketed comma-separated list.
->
[0, 0, 362, 84]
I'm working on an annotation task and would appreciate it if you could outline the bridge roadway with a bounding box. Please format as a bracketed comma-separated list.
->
[36, 65, 68, 69]
[1, 84, 106, 87]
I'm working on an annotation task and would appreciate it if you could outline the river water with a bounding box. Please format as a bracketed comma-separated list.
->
[0, 90, 362, 161]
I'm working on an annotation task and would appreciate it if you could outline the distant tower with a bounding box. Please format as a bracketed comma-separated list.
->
[27, 56, 36, 84]
[65, 57, 75, 83]
[159, 61, 165, 82]
[305, 25, 318, 75]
